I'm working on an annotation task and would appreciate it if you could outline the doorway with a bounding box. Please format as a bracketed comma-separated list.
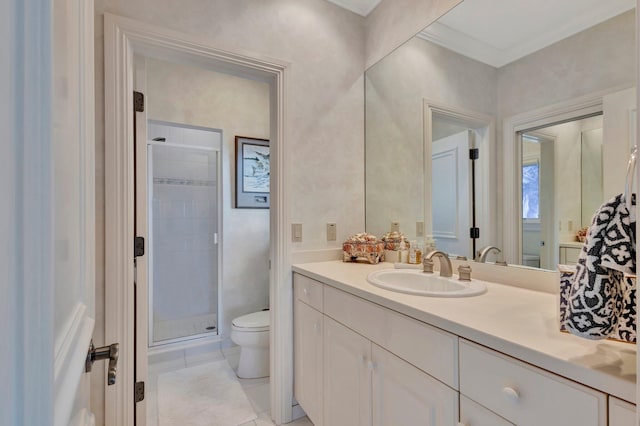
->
[424, 100, 496, 260]
[517, 114, 604, 270]
[104, 15, 294, 426]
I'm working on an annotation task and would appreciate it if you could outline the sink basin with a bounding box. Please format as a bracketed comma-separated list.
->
[366, 269, 487, 297]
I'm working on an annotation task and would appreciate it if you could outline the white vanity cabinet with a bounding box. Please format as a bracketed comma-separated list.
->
[559, 243, 582, 265]
[371, 343, 458, 425]
[459, 395, 514, 426]
[294, 273, 459, 425]
[608, 396, 636, 426]
[323, 316, 371, 426]
[459, 340, 607, 426]
[294, 275, 324, 426]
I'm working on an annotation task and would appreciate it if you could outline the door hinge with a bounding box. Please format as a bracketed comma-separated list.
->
[134, 381, 145, 403]
[134, 236, 145, 258]
[469, 148, 479, 160]
[133, 91, 145, 112]
[470, 227, 480, 239]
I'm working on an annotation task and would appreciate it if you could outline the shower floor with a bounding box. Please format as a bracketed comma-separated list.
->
[153, 313, 217, 343]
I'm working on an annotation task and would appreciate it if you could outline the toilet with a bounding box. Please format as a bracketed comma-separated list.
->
[230, 310, 270, 379]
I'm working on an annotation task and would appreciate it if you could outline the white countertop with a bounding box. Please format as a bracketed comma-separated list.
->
[292, 260, 636, 403]
[559, 241, 584, 249]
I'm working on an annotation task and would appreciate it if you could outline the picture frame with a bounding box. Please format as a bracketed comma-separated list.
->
[235, 136, 270, 208]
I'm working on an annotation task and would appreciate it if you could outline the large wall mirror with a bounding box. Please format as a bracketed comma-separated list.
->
[365, 0, 636, 270]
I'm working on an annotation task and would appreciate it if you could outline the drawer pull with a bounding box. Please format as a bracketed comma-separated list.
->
[501, 386, 520, 403]
[303, 288, 309, 296]
[366, 360, 376, 371]
[313, 323, 321, 333]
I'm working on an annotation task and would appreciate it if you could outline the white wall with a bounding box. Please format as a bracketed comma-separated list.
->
[365, 0, 463, 68]
[497, 11, 635, 118]
[365, 36, 497, 239]
[145, 58, 271, 343]
[93, 1, 366, 422]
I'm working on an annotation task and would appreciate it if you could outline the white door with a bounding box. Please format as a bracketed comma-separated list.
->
[431, 130, 471, 258]
[52, 0, 97, 425]
[371, 344, 458, 425]
[323, 317, 372, 426]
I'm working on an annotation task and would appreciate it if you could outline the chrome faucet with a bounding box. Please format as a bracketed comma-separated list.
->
[475, 245, 501, 263]
[423, 250, 453, 277]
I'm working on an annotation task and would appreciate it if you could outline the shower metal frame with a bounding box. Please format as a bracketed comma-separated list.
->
[146, 123, 223, 348]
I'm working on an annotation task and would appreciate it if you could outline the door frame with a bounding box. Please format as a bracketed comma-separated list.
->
[501, 89, 624, 265]
[104, 14, 293, 425]
[423, 100, 496, 254]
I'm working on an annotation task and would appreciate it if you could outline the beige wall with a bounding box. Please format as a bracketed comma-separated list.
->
[497, 10, 636, 118]
[365, 36, 497, 239]
[145, 56, 271, 343]
[93, 0, 367, 422]
[365, 0, 463, 69]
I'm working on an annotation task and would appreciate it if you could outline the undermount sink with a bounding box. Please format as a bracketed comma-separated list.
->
[366, 269, 487, 297]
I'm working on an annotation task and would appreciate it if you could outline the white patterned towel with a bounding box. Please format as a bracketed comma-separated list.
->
[564, 194, 636, 340]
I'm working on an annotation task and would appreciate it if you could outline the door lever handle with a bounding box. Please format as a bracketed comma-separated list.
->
[86, 340, 119, 385]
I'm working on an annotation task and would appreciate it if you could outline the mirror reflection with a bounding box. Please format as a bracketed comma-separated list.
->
[365, 0, 636, 270]
[520, 114, 603, 270]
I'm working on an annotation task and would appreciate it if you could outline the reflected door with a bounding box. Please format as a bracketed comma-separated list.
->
[431, 130, 471, 258]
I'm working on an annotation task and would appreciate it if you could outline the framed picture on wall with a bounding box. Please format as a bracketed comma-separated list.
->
[235, 136, 270, 208]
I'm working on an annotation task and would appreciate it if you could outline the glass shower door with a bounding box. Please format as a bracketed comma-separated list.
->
[148, 143, 219, 345]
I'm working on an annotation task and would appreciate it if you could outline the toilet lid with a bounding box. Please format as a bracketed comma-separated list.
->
[232, 310, 270, 330]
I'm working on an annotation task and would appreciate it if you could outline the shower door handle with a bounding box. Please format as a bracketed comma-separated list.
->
[213, 233, 219, 245]
[85, 340, 119, 385]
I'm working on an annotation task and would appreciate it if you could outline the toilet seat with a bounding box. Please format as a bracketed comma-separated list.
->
[232, 310, 270, 332]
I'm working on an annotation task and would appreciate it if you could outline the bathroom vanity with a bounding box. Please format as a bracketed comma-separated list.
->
[292, 261, 636, 426]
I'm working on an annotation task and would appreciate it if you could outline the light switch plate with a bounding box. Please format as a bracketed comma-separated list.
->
[416, 221, 424, 237]
[326, 223, 337, 241]
[391, 221, 400, 232]
[292, 223, 302, 243]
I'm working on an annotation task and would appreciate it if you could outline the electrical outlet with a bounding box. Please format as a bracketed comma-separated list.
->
[416, 221, 424, 237]
[326, 223, 337, 241]
[391, 221, 400, 232]
[292, 223, 302, 243]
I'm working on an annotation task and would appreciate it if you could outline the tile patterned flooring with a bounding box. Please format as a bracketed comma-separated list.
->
[147, 345, 313, 426]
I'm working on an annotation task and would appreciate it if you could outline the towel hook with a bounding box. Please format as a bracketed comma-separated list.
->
[625, 145, 637, 211]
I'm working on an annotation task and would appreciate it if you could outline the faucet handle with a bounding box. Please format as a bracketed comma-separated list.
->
[423, 257, 434, 273]
[458, 265, 472, 281]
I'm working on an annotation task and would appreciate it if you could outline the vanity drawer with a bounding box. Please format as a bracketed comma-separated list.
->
[324, 285, 458, 389]
[294, 274, 324, 312]
[459, 395, 513, 426]
[459, 340, 606, 426]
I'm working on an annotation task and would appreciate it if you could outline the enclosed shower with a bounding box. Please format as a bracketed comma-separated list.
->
[147, 120, 222, 347]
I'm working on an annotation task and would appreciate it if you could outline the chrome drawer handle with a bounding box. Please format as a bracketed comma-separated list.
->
[502, 386, 520, 403]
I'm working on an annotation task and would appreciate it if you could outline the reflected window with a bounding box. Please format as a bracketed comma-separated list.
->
[522, 162, 539, 219]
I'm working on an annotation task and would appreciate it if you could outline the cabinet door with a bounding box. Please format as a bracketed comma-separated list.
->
[609, 396, 636, 426]
[460, 395, 513, 426]
[372, 344, 458, 426]
[324, 317, 372, 426]
[294, 299, 324, 426]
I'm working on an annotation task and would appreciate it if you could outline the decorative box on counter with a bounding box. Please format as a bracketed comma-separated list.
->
[342, 233, 385, 264]
[381, 231, 409, 250]
[558, 265, 636, 343]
